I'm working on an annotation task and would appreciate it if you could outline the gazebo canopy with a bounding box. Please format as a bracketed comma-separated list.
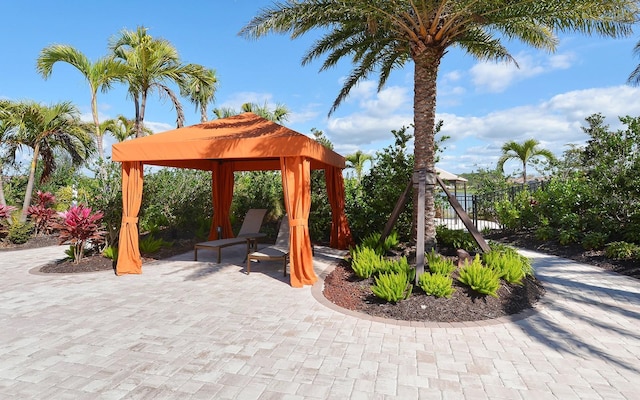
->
[111, 113, 352, 287]
[112, 112, 345, 171]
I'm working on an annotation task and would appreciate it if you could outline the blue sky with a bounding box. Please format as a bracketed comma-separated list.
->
[3, 0, 640, 177]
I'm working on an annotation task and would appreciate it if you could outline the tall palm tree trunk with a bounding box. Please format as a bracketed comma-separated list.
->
[522, 162, 527, 184]
[20, 144, 40, 223]
[0, 170, 6, 207]
[91, 93, 104, 160]
[412, 49, 443, 250]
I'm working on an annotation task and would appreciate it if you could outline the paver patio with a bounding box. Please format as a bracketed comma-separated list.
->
[0, 244, 638, 399]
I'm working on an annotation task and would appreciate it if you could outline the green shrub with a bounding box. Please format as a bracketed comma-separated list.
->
[418, 273, 455, 298]
[581, 232, 608, 250]
[458, 255, 501, 297]
[7, 221, 34, 244]
[494, 198, 520, 231]
[605, 241, 640, 260]
[558, 229, 579, 245]
[139, 235, 172, 255]
[535, 226, 556, 241]
[482, 251, 525, 285]
[350, 245, 385, 279]
[371, 270, 413, 303]
[426, 250, 456, 276]
[436, 225, 477, 252]
[102, 245, 118, 261]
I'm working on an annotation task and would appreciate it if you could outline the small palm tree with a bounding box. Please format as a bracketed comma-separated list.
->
[36, 44, 126, 161]
[345, 150, 373, 182]
[110, 26, 218, 137]
[1, 101, 93, 222]
[181, 66, 218, 122]
[213, 102, 290, 123]
[497, 139, 555, 183]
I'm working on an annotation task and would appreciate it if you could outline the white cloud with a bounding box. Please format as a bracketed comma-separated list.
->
[470, 51, 575, 93]
[326, 83, 413, 146]
[434, 85, 640, 174]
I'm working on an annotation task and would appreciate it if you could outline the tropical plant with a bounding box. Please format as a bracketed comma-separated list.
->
[345, 150, 373, 182]
[180, 66, 218, 122]
[350, 245, 384, 279]
[240, 0, 637, 251]
[458, 255, 501, 297]
[213, 102, 290, 123]
[497, 139, 555, 183]
[418, 273, 455, 298]
[139, 234, 172, 254]
[435, 225, 477, 252]
[426, 250, 456, 276]
[482, 251, 526, 285]
[102, 245, 118, 261]
[360, 231, 398, 256]
[371, 269, 413, 303]
[53, 205, 106, 264]
[0, 204, 16, 227]
[27, 190, 57, 235]
[36, 44, 127, 161]
[0, 100, 94, 222]
[109, 26, 216, 137]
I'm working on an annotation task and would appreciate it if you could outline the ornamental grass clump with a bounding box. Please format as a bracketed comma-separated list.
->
[418, 272, 455, 298]
[458, 255, 501, 297]
[350, 245, 385, 278]
[371, 269, 413, 303]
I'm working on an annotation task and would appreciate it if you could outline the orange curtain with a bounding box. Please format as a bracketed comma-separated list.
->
[209, 162, 235, 240]
[280, 156, 316, 287]
[325, 166, 354, 250]
[116, 161, 144, 275]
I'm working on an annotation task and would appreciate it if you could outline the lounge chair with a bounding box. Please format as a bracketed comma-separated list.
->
[194, 209, 267, 263]
[246, 216, 290, 276]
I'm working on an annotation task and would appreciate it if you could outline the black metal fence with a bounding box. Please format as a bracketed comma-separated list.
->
[435, 181, 547, 231]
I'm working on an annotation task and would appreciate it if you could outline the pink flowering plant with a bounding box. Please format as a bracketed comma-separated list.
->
[53, 205, 106, 264]
[27, 191, 57, 235]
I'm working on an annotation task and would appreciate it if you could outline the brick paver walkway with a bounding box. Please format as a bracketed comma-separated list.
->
[0, 244, 638, 399]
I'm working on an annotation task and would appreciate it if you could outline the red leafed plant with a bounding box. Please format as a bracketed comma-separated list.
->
[53, 205, 106, 264]
[27, 191, 57, 235]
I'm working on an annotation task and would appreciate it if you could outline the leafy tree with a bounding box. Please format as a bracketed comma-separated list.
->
[497, 139, 555, 183]
[240, 0, 636, 250]
[36, 44, 127, 161]
[110, 26, 217, 137]
[0, 101, 94, 222]
[580, 113, 640, 237]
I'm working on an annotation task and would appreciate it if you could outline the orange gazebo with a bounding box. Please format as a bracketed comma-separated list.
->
[111, 112, 352, 287]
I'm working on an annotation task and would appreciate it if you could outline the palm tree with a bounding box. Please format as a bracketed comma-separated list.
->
[36, 45, 126, 161]
[102, 115, 152, 142]
[240, 1, 637, 249]
[345, 150, 373, 182]
[1, 101, 93, 222]
[497, 139, 555, 183]
[181, 66, 218, 122]
[213, 102, 290, 123]
[110, 26, 217, 137]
